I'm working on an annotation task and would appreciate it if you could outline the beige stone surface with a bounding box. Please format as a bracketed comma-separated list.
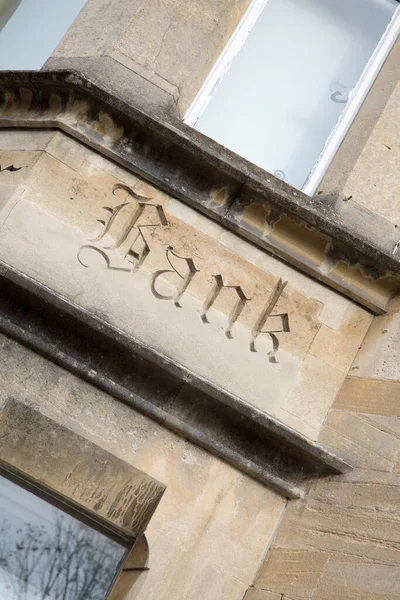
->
[112, 0, 252, 111]
[327, 260, 396, 315]
[255, 548, 330, 598]
[0, 129, 55, 151]
[308, 479, 400, 514]
[334, 467, 400, 486]
[362, 414, 400, 440]
[314, 556, 400, 600]
[309, 305, 371, 374]
[0, 184, 20, 214]
[273, 409, 320, 441]
[267, 214, 329, 272]
[319, 409, 399, 471]
[256, 250, 360, 331]
[248, 320, 400, 600]
[51, 0, 252, 112]
[0, 134, 373, 440]
[0, 150, 43, 184]
[46, 131, 87, 171]
[0, 197, 303, 424]
[275, 497, 400, 564]
[245, 590, 283, 600]
[335, 377, 400, 415]
[351, 311, 400, 381]
[342, 80, 400, 227]
[0, 333, 285, 600]
[278, 354, 345, 434]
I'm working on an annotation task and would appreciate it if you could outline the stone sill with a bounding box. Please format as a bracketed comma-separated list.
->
[0, 261, 351, 500]
[0, 70, 399, 313]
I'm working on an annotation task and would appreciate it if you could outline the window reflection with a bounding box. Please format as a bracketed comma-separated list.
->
[195, 0, 398, 190]
[0, 474, 126, 600]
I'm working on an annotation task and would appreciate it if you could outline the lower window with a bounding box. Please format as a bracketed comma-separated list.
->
[0, 472, 127, 600]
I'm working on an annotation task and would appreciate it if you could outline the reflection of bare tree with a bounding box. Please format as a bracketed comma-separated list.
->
[0, 514, 122, 600]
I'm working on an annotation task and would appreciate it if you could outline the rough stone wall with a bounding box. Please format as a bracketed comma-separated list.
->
[0, 332, 285, 600]
[245, 299, 400, 600]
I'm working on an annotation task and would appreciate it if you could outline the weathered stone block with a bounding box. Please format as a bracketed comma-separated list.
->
[275, 498, 400, 565]
[319, 409, 399, 471]
[308, 480, 400, 514]
[0, 398, 165, 539]
[335, 377, 400, 415]
[341, 78, 400, 227]
[351, 311, 400, 381]
[310, 305, 371, 374]
[314, 555, 400, 600]
[255, 548, 330, 598]
[113, 0, 252, 111]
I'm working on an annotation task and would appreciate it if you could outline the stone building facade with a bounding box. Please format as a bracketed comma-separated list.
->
[0, 1, 399, 599]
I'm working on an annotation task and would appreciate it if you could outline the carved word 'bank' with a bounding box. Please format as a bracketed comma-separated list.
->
[77, 184, 290, 363]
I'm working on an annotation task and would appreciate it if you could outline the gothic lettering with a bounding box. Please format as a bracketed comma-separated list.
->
[77, 245, 132, 272]
[78, 185, 292, 364]
[201, 275, 250, 339]
[79, 183, 167, 272]
[0, 164, 21, 173]
[250, 278, 290, 363]
[151, 246, 199, 307]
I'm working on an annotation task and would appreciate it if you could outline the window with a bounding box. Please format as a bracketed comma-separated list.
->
[0, 0, 86, 70]
[186, 0, 400, 193]
[0, 471, 127, 600]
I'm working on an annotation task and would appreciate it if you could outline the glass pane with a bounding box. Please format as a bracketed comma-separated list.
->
[0, 0, 86, 70]
[195, 0, 398, 190]
[0, 474, 126, 600]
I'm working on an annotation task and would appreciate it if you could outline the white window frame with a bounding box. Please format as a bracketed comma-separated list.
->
[184, 0, 400, 196]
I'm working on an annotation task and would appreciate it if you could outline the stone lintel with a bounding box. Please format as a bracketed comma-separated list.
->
[0, 262, 352, 500]
[0, 70, 399, 313]
[0, 398, 165, 543]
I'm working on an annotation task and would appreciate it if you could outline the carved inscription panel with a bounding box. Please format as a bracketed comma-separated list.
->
[77, 184, 290, 364]
[0, 139, 372, 440]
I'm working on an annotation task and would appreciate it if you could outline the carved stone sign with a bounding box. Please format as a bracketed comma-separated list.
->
[0, 139, 371, 440]
[77, 184, 290, 364]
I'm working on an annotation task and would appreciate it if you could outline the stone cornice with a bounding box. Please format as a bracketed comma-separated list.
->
[0, 70, 399, 313]
[0, 261, 351, 500]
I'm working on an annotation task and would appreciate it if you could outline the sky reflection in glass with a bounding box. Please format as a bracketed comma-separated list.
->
[0, 474, 126, 600]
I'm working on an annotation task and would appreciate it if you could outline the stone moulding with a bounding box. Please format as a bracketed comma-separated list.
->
[0, 70, 399, 313]
[0, 261, 351, 500]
